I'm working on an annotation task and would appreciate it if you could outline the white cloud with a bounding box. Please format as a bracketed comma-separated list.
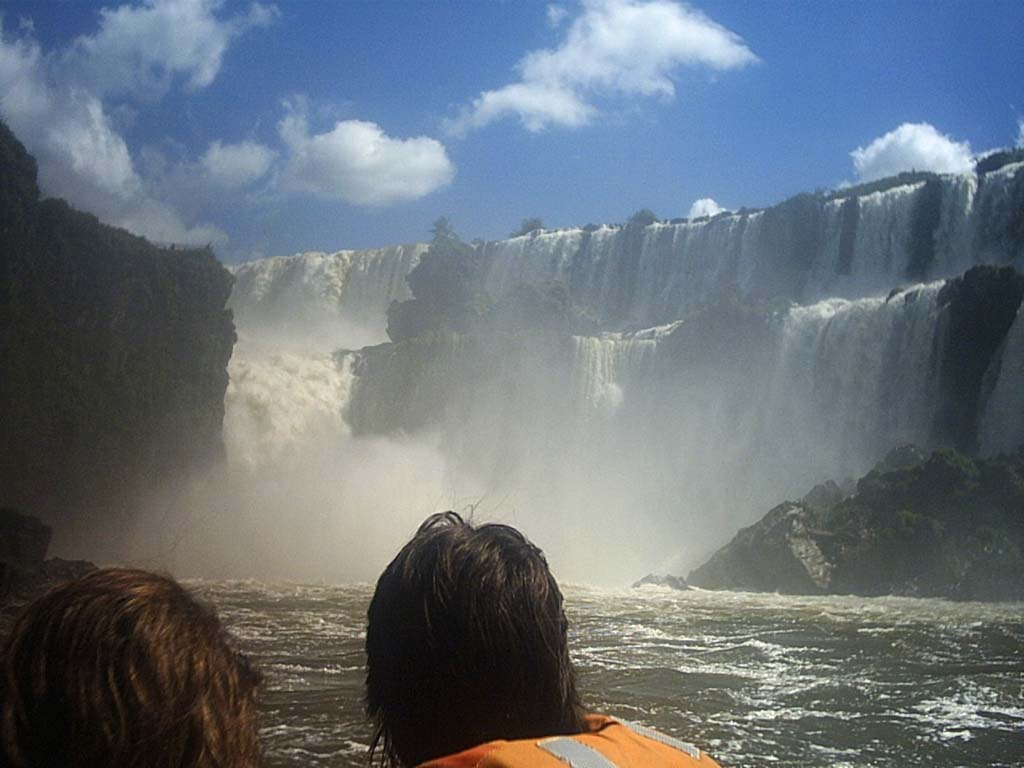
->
[461, 82, 595, 133]
[688, 197, 725, 218]
[202, 139, 276, 188]
[851, 122, 973, 182]
[0, 21, 49, 120]
[45, 92, 140, 197]
[450, 0, 758, 134]
[65, 0, 276, 97]
[279, 108, 454, 205]
[115, 196, 228, 246]
[0, 3, 272, 245]
[547, 4, 569, 28]
[1017, 118, 1023, 148]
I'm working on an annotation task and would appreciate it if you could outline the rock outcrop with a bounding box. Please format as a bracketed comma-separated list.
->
[0, 509, 94, 613]
[0, 121, 236, 539]
[688, 446, 1024, 601]
[632, 573, 690, 590]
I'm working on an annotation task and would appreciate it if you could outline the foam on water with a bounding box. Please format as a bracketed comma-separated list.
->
[195, 580, 1023, 768]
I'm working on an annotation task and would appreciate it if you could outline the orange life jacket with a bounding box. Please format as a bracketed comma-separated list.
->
[418, 715, 721, 768]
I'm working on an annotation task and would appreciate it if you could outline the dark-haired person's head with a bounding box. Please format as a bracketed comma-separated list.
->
[365, 511, 584, 767]
[0, 568, 262, 768]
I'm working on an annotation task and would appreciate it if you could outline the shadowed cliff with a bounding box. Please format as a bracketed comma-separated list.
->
[0, 122, 236, 546]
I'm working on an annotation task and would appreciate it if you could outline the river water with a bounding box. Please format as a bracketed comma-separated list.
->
[194, 581, 1024, 768]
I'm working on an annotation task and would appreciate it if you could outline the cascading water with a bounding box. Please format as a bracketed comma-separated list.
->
[755, 284, 945, 493]
[478, 164, 1022, 329]
[229, 244, 425, 347]
[211, 164, 1023, 583]
[571, 326, 665, 415]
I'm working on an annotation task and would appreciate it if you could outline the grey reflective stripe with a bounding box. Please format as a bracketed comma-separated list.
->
[618, 720, 701, 760]
[537, 737, 619, 768]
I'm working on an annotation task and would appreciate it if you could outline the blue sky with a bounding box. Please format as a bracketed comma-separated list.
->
[0, 0, 1021, 262]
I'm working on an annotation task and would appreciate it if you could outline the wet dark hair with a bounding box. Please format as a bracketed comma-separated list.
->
[0, 568, 262, 768]
[365, 511, 584, 767]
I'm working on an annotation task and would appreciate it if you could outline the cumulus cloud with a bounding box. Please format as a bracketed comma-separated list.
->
[688, 197, 726, 218]
[202, 139, 276, 188]
[278, 106, 454, 205]
[65, 0, 277, 98]
[851, 122, 973, 182]
[0, 1, 273, 245]
[450, 0, 758, 134]
[1017, 118, 1024, 148]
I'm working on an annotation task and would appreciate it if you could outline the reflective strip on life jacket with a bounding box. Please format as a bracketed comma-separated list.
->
[417, 715, 720, 768]
[538, 737, 619, 768]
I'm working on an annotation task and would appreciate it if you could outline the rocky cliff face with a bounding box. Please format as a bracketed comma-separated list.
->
[688, 447, 1024, 601]
[0, 508, 94, 613]
[0, 122, 236, 541]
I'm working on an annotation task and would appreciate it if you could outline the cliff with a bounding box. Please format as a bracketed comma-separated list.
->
[0, 122, 236, 537]
[0, 508, 94, 615]
[687, 446, 1024, 601]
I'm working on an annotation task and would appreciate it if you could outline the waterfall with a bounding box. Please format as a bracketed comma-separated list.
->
[227, 165, 1021, 346]
[571, 326, 665, 415]
[224, 342, 354, 468]
[476, 165, 1022, 329]
[979, 303, 1024, 456]
[214, 164, 1023, 582]
[758, 283, 944, 490]
[229, 244, 425, 348]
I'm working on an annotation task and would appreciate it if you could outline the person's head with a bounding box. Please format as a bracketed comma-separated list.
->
[365, 512, 583, 767]
[0, 568, 261, 768]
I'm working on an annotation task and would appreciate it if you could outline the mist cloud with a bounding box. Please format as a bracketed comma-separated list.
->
[279, 106, 454, 205]
[851, 122, 973, 182]
[449, 0, 758, 134]
[688, 197, 726, 218]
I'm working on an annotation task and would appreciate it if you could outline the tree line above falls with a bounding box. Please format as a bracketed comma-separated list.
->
[0, 122, 236, 545]
[386, 214, 667, 342]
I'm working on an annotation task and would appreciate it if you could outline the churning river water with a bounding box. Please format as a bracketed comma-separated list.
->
[193, 581, 1024, 768]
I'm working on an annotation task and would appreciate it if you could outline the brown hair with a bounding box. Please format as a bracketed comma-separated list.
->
[365, 512, 584, 767]
[0, 568, 261, 768]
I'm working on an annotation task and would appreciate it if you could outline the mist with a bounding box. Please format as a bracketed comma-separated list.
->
[104, 169, 1024, 586]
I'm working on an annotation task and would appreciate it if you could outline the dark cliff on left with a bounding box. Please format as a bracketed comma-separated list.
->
[0, 122, 236, 557]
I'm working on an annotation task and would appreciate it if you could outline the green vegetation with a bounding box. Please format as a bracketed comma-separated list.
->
[386, 218, 489, 342]
[626, 208, 658, 228]
[975, 147, 1024, 175]
[510, 217, 545, 238]
[825, 171, 938, 201]
[387, 217, 599, 342]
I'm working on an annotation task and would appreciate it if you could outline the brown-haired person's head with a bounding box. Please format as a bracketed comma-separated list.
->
[0, 568, 262, 768]
[365, 512, 584, 767]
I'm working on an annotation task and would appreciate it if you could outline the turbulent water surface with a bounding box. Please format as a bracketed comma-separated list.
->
[196, 581, 1023, 768]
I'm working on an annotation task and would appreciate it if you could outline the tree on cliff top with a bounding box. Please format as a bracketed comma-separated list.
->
[510, 217, 544, 238]
[386, 218, 488, 342]
[627, 209, 657, 228]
